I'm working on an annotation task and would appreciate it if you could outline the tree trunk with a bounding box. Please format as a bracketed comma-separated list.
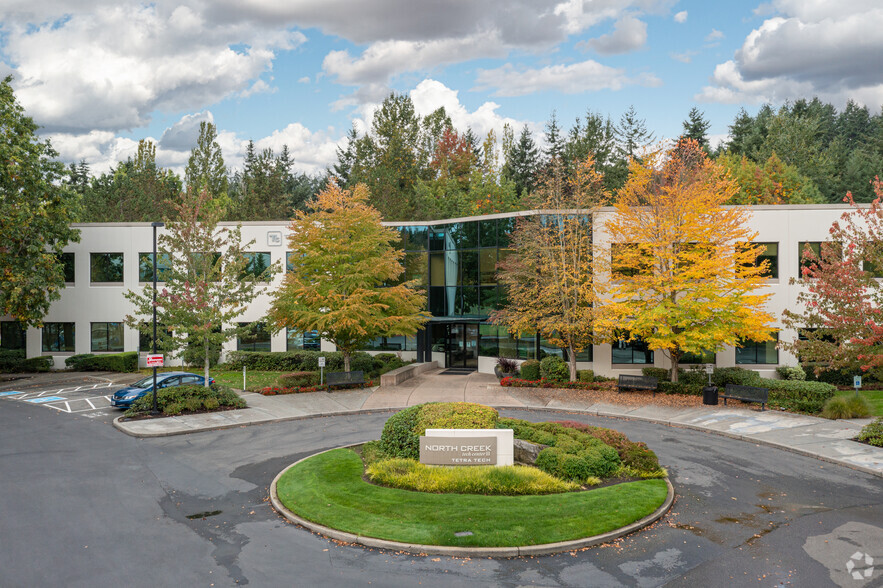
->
[670, 348, 680, 383]
[203, 334, 210, 387]
[343, 350, 351, 372]
[568, 344, 578, 382]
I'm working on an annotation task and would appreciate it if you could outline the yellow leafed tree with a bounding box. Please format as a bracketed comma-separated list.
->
[600, 140, 774, 382]
[492, 157, 607, 381]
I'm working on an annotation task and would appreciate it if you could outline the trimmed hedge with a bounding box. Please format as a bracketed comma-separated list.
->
[65, 351, 138, 373]
[540, 355, 569, 381]
[379, 402, 500, 460]
[759, 378, 836, 413]
[124, 384, 245, 417]
[657, 381, 704, 396]
[776, 366, 806, 381]
[223, 350, 398, 377]
[498, 418, 622, 481]
[519, 359, 541, 381]
[0, 350, 53, 373]
[278, 371, 319, 388]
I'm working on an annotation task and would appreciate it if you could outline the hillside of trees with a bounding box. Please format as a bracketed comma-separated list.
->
[68, 95, 883, 223]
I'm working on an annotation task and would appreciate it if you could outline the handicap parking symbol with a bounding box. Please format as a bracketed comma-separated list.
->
[25, 396, 65, 404]
[0, 391, 25, 397]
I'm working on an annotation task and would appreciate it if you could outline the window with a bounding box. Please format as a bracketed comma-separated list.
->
[0, 321, 26, 350]
[447, 222, 478, 249]
[138, 253, 172, 282]
[59, 252, 75, 283]
[243, 252, 271, 279]
[238, 322, 271, 351]
[42, 323, 75, 352]
[479, 219, 497, 248]
[479, 249, 498, 286]
[679, 349, 715, 364]
[611, 335, 653, 364]
[139, 323, 172, 352]
[90, 253, 124, 283]
[91, 322, 124, 352]
[364, 335, 416, 351]
[863, 258, 883, 278]
[400, 226, 428, 250]
[540, 334, 592, 362]
[736, 332, 779, 364]
[611, 243, 650, 277]
[740, 242, 778, 279]
[286, 328, 320, 351]
[799, 242, 840, 275]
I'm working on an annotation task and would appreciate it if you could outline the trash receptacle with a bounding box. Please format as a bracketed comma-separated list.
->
[702, 385, 718, 405]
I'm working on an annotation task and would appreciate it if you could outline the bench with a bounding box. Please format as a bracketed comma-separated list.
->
[618, 374, 658, 396]
[326, 370, 366, 388]
[721, 383, 768, 410]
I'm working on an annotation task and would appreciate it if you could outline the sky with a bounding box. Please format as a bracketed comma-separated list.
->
[2, 0, 882, 178]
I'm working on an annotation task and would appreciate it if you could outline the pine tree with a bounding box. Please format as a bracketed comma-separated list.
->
[504, 124, 540, 197]
[544, 111, 566, 164]
[615, 105, 655, 161]
[185, 121, 229, 211]
[680, 107, 711, 151]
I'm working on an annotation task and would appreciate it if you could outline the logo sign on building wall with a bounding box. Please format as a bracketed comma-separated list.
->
[146, 354, 164, 368]
[419, 436, 498, 465]
[267, 231, 283, 247]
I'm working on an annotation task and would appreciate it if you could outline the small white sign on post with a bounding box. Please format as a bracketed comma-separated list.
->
[854, 375, 862, 390]
[146, 354, 164, 368]
[318, 356, 325, 385]
[318, 356, 326, 367]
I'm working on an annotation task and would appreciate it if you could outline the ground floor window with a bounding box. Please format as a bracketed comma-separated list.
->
[679, 349, 715, 364]
[476, 324, 536, 360]
[286, 328, 320, 351]
[539, 334, 592, 362]
[42, 323, 75, 352]
[91, 322, 124, 352]
[238, 322, 271, 352]
[612, 336, 653, 364]
[736, 333, 779, 365]
[0, 321, 26, 351]
[364, 335, 416, 351]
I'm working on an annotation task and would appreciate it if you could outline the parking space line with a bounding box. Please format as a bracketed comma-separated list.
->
[85, 398, 96, 409]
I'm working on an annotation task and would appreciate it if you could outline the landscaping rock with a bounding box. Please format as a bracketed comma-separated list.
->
[514, 439, 548, 465]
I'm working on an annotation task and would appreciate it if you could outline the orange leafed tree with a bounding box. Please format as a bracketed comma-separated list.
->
[492, 157, 608, 381]
[268, 181, 430, 371]
[600, 140, 774, 382]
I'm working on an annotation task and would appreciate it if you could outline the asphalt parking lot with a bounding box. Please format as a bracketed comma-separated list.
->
[1, 374, 881, 587]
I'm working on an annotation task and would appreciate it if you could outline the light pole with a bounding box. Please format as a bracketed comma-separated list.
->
[151, 221, 164, 414]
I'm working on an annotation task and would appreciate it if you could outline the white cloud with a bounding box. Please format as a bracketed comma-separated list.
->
[671, 50, 697, 63]
[699, 2, 883, 107]
[159, 111, 214, 152]
[705, 28, 724, 42]
[2, 4, 304, 133]
[581, 14, 648, 55]
[298, 76, 311, 84]
[474, 60, 661, 97]
[674, 10, 687, 23]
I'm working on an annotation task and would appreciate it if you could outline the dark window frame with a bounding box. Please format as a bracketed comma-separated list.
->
[90, 252, 124, 284]
[736, 332, 779, 365]
[42, 322, 75, 353]
[90, 322, 125, 352]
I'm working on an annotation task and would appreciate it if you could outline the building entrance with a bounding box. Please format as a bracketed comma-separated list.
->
[445, 323, 478, 369]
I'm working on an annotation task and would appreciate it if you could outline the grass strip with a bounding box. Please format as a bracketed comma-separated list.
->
[277, 448, 668, 547]
[834, 389, 883, 417]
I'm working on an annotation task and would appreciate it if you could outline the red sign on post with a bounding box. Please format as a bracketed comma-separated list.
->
[146, 354, 164, 368]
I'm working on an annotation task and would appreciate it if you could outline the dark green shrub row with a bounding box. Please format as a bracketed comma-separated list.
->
[857, 417, 883, 447]
[125, 384, 245, 417]
[278, 371, 319, 388]
[0, 350, 53, 373]
[801, 363, 879, 386]
[498, 418, 621, 481]
[760, 378, 836, 413]
[642, 366, 761, 387]
[379, 402, 500, 460]
[776, 366, 806, 381]
[519, 359, 541, 380]
[65, 351, 138, 373]
[223, 350, 405, 377]
[553, 421, 661, 473]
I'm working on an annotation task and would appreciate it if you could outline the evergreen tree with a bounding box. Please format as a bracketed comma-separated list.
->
[680, 107, 711, 151]
[185, 121, 229, 210]
[333, 125, 359, 185]
[504, 124, 540, 197]
[615, 105, 655, 161]
[544, 110, 566, 164]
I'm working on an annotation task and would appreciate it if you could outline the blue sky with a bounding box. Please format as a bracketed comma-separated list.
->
[2, 0, 881, 176]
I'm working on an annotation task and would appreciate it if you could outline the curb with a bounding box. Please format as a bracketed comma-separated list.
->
[112, 401, 883, 479]
[268, 445, 676, 558]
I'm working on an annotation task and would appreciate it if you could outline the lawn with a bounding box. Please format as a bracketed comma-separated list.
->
[835, 388, 883, 417]
[138, 368, 285, 391]
[276, 448, 668, 548]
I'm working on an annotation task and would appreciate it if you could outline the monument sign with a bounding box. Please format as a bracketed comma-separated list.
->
[419, 428, 514, 466]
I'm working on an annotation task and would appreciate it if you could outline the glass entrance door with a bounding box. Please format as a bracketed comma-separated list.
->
[446, 323, 478, 369]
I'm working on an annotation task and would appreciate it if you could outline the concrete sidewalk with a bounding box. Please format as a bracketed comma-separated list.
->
[113, 369, 883, 478]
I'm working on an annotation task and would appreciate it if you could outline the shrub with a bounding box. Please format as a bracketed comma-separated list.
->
[496, 357, 519, 375]
[540, 356, 570, 381]
[65, 351, 138, 373]
[845, 395, 872, 418]
[822, 395, 871, 419]
[366, 457, 579, 495]
[498, 418, 621, 481]
[552, 421, 661, 473]
[182, 343, 221, 368]
[125, 384, 245, 417]
[776, 366, 806, 381]
[712, 367, 762, 387]
[373, 353, 408, 375]
[760, 378, 836, 413]
[577, 369, 594, 382]
[658, 381, 703, 396]
[223, 350, 381, 375]
[641, 367, 670, 381]
[802, 364, 853, 386]
[857, 417, 883, 447]
[679, 366, 709, 387]
[0, 350, 53, 373]
[278, 371, 319, 388]
[519, 359, 541, 380]
[414, 402, 499, 433]
[379, 405, 423, 459]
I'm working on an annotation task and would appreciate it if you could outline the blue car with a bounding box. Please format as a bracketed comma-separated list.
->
[110, 371, 215, 408]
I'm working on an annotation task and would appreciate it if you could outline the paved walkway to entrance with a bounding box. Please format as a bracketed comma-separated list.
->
[110, 368, 883, 477]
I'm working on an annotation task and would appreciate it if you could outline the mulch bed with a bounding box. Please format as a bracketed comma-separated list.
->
[510, 385, 759, 411]
[120, 405, 241, 421]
